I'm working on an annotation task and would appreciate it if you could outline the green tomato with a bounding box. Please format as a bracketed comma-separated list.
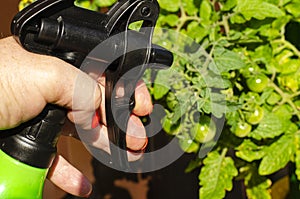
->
[162, 116, 181, 135]
[190, 116, 216, 143]
[234, 122, 252, 138]
[246, 74, 268, 93]
[245, 106, 264, 125]
[178, 138, 199, 153]
[241, 64, 260, 78]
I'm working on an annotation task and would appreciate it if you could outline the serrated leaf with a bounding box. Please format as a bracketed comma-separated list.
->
[249, 113, 287, 140]
[236, 139, 266, 162]
[222, 0, 237, 11]
[209, 47, 246, 73]
[259, 135, 296, 175]
[199, 150, 238, 199]
[235, 0, 284, 21]
[172, 89, 196, 123]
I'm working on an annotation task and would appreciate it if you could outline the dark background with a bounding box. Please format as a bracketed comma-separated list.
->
[0, 0, 19, 37]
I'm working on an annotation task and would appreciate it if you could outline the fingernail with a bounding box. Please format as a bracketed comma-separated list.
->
[91, 110, 100, 129]
[127, 138, 148, 153]
[140, 137, 148, 151]
[82, 182, 93, 198]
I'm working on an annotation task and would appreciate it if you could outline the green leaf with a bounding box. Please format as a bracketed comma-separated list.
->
[163, 14, 179, 27]
[182, 0, 198, 16]
[285, 1, 300, 17]
[236, 140, 266, 162]
[250, 45, 273, 64]
[185, 158, 202, 173]
[199, 150, 238, 199]
[153, 84, 169, 100]
[157, 0, 180, 12]
[230, 13, 247, 24]
[200, 0, 212, 21]
[266, 92, 281, 105]
[222, 0, 237, 11]
[94, 0, 116, 7]
[197, 89, 227, 118]
[186, 22, 209, 43]
[153, 70, 172, 100]
[249, 113, 287, 140]
[153, 67, 186, 100]
[209, 46, 246, 73]
[259, 135, 296, 175]
[172, 89, 196, 123]
[296, 150, 300, 180]
[75, 0, 98, 10]
[278, 73, 299, 92]
[235, 0, 284, 21]
[265, 0, 279, 4]
[245, 166, 272, 199]
[273, 104, 294, 120]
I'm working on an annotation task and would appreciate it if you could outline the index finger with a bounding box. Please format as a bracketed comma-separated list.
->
[132, 80, 153, 116]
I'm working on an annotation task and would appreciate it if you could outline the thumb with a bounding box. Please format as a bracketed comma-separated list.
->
[0, 36, 101, 129]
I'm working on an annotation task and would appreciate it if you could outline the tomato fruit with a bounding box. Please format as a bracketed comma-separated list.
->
[246, 74, 268, 93]
[234, 122, 252, 138]
[190, 116, 216, 143]
[162, 116, 181, 135]
[241, 65, 260, 78]
[245, 106, 264, 125]
[179, 138, 199, 153]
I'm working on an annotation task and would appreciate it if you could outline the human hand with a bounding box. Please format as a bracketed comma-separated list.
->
[0, 36, 152, 197]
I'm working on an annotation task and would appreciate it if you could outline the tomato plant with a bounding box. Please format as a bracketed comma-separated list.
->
[149, 0, 300, 198]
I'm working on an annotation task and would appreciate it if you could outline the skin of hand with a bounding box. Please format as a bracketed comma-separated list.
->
[0, 36, 153, 197]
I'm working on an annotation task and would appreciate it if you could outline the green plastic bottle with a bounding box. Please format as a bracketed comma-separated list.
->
[0, 105, 66, 199]
[0, 150, 48, 199]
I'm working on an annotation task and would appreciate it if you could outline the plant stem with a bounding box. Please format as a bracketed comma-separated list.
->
[270, 81, 300, 120]
[273, 39, 300, 59]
